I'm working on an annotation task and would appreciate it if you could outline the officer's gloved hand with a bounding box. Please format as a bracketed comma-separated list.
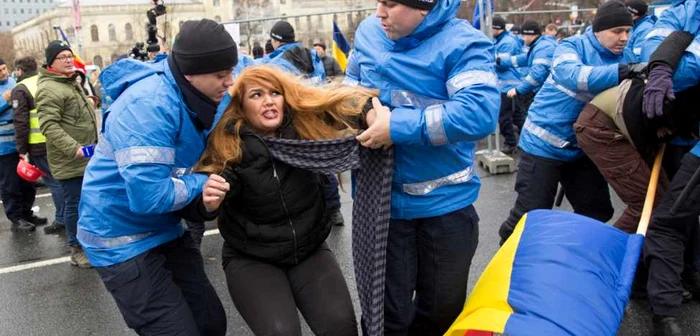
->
[618, 63, 648, 82]
[643, 63, 675, 119]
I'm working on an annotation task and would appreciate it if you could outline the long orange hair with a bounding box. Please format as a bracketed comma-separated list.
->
[196, 65, 377, 174]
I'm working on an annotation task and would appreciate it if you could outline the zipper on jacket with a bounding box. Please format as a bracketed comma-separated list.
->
[252, 134, 299, 264]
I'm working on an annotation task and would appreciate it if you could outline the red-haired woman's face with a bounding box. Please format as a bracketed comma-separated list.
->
[241, 83, 285, 136]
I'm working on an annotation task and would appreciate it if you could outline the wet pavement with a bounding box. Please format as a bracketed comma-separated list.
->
[1, 159, 699, 335]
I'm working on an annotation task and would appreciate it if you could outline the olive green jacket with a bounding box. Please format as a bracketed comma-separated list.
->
[36, 67, 98, 180]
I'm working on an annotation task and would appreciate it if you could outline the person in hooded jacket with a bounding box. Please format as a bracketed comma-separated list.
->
[498, 20, 557, 140]
[260, 21, 326, 85]
[492, 16, 523, 154]
[344, 0, 500, 333]
[626, 0, 657, 62]
[638, 0, 700, 333]
[498, 0, 639, 243]
[194, 65, 375, 336]
[77, 19, 236, 336]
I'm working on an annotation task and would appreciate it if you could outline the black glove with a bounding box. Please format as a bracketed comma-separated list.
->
[618, 63, 648, 83]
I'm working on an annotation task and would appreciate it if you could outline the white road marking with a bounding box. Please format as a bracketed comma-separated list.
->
[0, 229, 220, 275]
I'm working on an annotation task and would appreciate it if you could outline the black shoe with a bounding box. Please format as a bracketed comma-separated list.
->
[25, 214, 48, 226]
[11, 219, 36, 232]
[502, 144, 517, 155]
[329, 210, 345, 226]
[43, 221, 65, 234]
[652, 315, 683, 336]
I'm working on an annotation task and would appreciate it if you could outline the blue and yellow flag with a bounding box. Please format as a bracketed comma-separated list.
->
[332, 21, 350, 72]
[447, 210, 643, 336]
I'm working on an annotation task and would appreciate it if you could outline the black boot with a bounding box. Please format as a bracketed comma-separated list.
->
[652, 315, 683, 336]
[11, 219, 36, 232]
[25, 214, 48, 226]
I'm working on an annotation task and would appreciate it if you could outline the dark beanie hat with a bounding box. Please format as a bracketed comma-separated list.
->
[626, 0, 649, 16]
[265, 39, 274, 53]
[492, 16, 506, 30]
[172, 19, 237, 75]
[521, 20, 542, 35]
[510, 25, 521, 34]
[45, 40, 72, 65]
[0, 58, 5, 66]
[593, 1, 634, 32]
[392, 0, 437, 10]
[270, 21, 295, 43]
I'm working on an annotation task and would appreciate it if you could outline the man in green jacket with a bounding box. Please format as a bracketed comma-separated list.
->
[36, 40, 98, 269]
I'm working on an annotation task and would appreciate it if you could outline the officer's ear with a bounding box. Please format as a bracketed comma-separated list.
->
[420, 9, 429, 17]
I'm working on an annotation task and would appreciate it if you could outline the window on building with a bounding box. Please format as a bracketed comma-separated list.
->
[108, 24, 116, 41]
[5, 21, 9, 27]
[93, 55, 103, 69]
[91, 24, 99, 42]
[213, 0, 220, 5]
[125, 23, 133, 40]
[214, 16, 221, 23]
[20, 9, 24, 14]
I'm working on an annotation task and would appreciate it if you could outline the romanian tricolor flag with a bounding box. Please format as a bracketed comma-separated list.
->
[446, 210, 643, 336]
[332, 21, 350, 72]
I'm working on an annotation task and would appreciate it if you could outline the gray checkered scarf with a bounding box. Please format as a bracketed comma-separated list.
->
[264, 135, 393, 336]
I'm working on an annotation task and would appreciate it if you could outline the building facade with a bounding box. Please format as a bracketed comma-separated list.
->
[11, 0, 372, 68]
[0, 0, 60, 32]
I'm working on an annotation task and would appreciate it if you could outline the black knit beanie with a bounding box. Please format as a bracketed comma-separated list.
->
[172, 19, 237, 75]
[521, 20, 542, 35]
[393, 0, 437, 10]
[0, 58, 4, 66]
[510, 25, 521, 34]
[626, 0, 649, 16]
[593, 1, 634, 32]
[492, 16, 506, 30]
[270, 21, 295, 43]
[45, 40, 72, 66]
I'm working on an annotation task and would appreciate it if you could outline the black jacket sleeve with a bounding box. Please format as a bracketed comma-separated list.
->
[649, 31, 695, 71]
[175, 194, 219, 223]
[11, 84, 32, 155]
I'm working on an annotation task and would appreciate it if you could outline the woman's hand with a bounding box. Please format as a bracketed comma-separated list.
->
[203, 174, 230, 212]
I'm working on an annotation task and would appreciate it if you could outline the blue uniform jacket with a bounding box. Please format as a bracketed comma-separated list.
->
[627, 14, 657, 61]
[344, 0, 500, 219]
[259, 42, 325, 85]
[499, 35, 557, 95]
[78, 58, 209, 267]
[519, 30, 635, 162]
[0, 77, 17, 155]
[494, 31, 524, 92]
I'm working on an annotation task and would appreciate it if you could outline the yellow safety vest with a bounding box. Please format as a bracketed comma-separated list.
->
[17, 76, 46, 145]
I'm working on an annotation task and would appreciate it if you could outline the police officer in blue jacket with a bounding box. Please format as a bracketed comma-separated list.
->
[259, 21, 326, 85]
[346, 0, 500, 333]
[626, 0, 657, 62]
[493, 16, 523, 154]
[498, 20, 557, 135]
[78, 19, 237, 335]
[639, 0, 700, 333]
[498, 0, 638, 243]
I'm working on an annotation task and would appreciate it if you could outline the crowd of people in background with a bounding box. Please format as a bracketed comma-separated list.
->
[1, 0, 700, 335]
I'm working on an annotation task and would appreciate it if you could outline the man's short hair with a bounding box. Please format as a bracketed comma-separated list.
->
[313, 42, 327, 51]
[14, 56, 38, 73]
[545, 24, 558, 32]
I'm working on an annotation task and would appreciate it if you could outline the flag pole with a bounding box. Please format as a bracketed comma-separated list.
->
[636, 143, 666, 236]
